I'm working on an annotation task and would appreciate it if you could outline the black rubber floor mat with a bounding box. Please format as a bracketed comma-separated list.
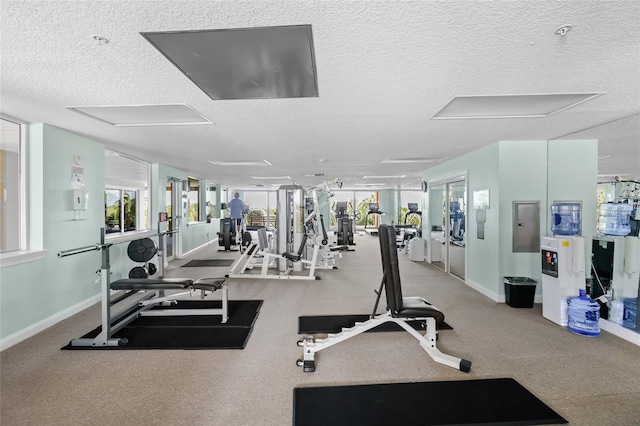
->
[293, 378, 567, 425]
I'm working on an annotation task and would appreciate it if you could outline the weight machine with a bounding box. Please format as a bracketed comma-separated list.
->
[58, 219, 228, 347]
[226, 227, 320, 280]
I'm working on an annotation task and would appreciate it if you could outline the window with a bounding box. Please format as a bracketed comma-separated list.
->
[400, 190, 422, 225]
[187, 177, 200, 222]
[243, 190, 277, 227]
[206, 185, 217, 220]
[104, 151, 149, 235]
[0, 117, 24, 254]
[104, 188, 139, 233]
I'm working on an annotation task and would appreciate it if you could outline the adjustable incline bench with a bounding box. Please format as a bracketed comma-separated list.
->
[297, 224, 471, 373]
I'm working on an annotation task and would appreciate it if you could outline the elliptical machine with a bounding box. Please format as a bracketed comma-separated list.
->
[218, 205, 251, 252]
[218, 218, 238, 251]
[334, 201, 355, 246]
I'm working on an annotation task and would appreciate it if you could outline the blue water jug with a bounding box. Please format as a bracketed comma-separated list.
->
[622, 298, 637, 330]
[597, 203, 633, 236]
[567, 289, 600, 337]
[551, 203, 581, 236]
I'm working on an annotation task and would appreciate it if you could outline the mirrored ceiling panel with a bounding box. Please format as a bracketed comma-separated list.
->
[142, 25, 318, 100]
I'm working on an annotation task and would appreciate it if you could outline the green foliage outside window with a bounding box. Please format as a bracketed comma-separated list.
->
[105, 189, 136, 233]
[188, 203, 199, 222]
[401, 207, 421, 226]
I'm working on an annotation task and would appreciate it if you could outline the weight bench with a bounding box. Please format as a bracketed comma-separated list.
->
[110, 277, 228, 322]
[69, 276, 227, 347]
[297, 224, 471, 373]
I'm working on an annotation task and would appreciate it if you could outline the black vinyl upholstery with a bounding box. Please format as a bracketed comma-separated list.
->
[110, 277, 225, 292]
[192, 277, 226, 292]
[283, 234, 308, 262]
[110, 278, 193, 290]
[378, 225, 444, 322]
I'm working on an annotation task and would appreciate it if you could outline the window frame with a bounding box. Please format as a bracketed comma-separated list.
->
[0, 115, 47, 267]
[104, 186, 144, 236]
[186, 177, 202, 224]
[104, 151, 150, 240]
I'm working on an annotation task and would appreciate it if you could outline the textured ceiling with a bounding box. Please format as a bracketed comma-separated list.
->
[1, 0, 639, 190]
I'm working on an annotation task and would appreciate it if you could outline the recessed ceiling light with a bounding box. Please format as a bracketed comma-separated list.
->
[67, 103, 213, 126]
[208, 160, 272, 166]
[305, 173, 325, 177]
[380, 158, 445, 164]
[598, 173, 634, 178]
[355, 183, 385, 187]
[251, 176, 291, 180]
[431, 93, 604, 119]
[141, 25, 318, 100]
[363, 175, 406, 179]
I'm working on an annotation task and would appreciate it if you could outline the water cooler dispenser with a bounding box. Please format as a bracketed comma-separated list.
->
[541, 203, 585, 326]
[541, 235, 586, 326]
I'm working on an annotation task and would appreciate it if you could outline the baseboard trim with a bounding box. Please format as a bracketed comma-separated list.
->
[181, 237, 219, 259]
[0, 294, 100, 352]
[600, 318, 640, 347]
[465, 279, 501, 302]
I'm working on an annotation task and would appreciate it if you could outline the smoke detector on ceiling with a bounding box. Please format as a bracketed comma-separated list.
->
[555, 25, 572, 36]
[92, 35, 109, 45]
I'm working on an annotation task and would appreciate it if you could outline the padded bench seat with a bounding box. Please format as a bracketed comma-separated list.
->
[112, 276, 229, 323]
[110, 278, 193, 291]
[398, 298, 445, 322]
[193, 277, 226, 292]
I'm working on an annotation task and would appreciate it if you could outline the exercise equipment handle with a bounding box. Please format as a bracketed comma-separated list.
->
[57, 244, 101, 257]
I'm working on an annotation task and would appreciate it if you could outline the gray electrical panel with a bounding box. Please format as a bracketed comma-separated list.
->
[513, 201, 540, 253]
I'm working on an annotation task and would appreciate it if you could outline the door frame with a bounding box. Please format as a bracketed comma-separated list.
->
[428, 173, 467, 279]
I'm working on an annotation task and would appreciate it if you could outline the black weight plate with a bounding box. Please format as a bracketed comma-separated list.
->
[127, 238, 157, 263]
[147, 263, 157, 276]
[128, 266, 148, 279]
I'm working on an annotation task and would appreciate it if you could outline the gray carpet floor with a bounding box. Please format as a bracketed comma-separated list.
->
[2, 232, 639, 425]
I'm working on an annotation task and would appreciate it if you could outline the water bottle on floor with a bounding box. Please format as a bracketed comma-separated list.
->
[567, 289, 600, 337]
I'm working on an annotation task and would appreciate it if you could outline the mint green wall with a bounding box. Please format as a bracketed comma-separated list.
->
[546, 140, 598, 240]
[1, 126, 224, 345]
[497, 141, 548, 299]
[423, 144, 501, 299]
[1, 124, 104, 340]
[422, 139, 597, 302]
[377, 189, 394, 225]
